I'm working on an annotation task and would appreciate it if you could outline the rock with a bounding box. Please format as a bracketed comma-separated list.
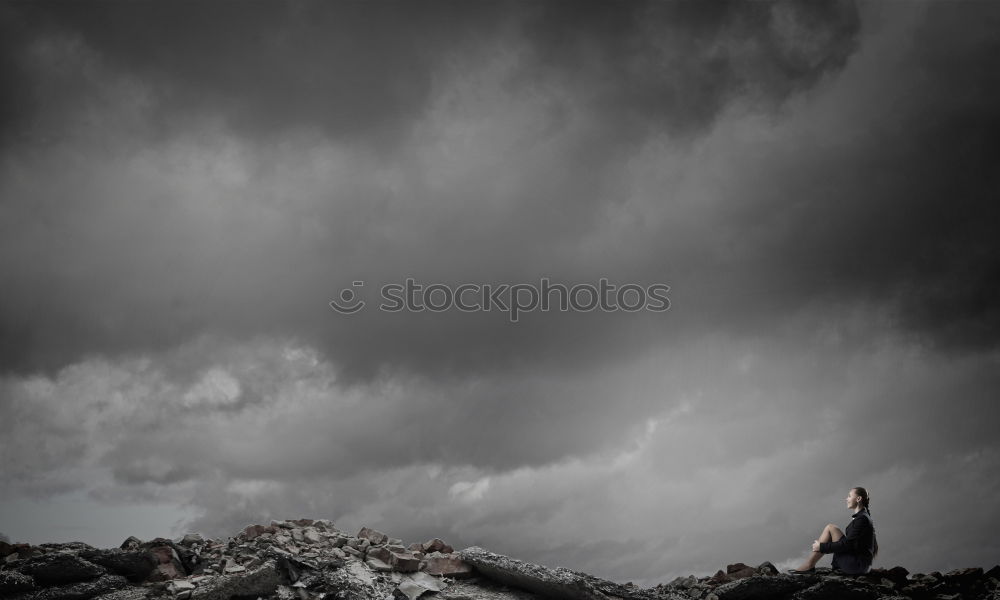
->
[90, 587, 150, 600]
[357, 527, 389, 545]
[39, 542, 97, 553]
[726, 562, 751, 574]
[435, 579, 542, 599]
[986, 564, 1000, 580]
[791, 577, 881, 600]
[422, 538, 454, 554]
[312, 559, 397, 600]
[144, 544, 185, 582]
[422, 555, 474, 579]
[119, 537, 142, 552]
[0, 570, 35, 595]
[366, 556, 393, 572]
[755, 561, 778, 576]
[708, 569, 731, 584]
[458, 546, 657, 600]
[714, 574, 814, 600]
[178, 534, 204, 547]
[190, 560, 282, 600]
[367, 546, 391, 563]
[17, 553, 106, 586]
[330, 547, 347, 560]
[302, 528, 322, 544]
[394, 571, 447, 600]
[876, 566, 910, 588]
[79, 549, 156, 583]
[242, 525, 267, 541]
[0, 540, 13, 558]
[390, 551, 421, 573]
[28, 574, 128, 600]
[166, 580, 196, 594]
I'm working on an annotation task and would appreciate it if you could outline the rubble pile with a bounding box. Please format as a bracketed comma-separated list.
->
[1, 522, 999, 600]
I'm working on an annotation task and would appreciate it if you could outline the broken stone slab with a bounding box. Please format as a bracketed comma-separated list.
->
[367, 546, 391, 564]
[365, 556, 393, 572]
[435, 578, 547, 600]
[458, 546, 669, 600]
[393, 571, 447, 600]
[423, 555, 474, 579]
[389, 551, 420, 573]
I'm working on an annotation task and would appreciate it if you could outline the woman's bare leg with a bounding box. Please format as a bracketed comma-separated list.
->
[793, 524, 844, 570]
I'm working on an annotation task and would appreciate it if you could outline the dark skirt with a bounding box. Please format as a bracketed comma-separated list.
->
[832, 551, 871, 574]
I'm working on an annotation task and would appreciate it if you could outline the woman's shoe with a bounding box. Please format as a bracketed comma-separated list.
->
[787, 568, 816, 574]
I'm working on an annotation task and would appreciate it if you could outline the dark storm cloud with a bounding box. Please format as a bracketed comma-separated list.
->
[0, 0, 867, 382]
[1, 1, 507, 146]
[3, 1, 860, 145]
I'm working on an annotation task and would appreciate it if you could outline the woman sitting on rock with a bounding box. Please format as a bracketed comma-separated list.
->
[788, 486, 879, 575]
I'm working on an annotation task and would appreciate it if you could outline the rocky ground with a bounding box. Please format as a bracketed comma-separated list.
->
[1, 519, 998, 600]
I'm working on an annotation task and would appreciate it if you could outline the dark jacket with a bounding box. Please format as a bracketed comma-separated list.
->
[819, 509, 875, 561]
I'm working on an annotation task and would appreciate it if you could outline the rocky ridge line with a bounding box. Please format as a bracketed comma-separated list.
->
[2, 519, 998, 600]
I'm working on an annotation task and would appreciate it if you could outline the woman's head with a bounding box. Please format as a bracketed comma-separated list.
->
[851, 487, 871, 511]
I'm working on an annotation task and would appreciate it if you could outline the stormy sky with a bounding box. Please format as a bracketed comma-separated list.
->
[1, 0, 999, 584]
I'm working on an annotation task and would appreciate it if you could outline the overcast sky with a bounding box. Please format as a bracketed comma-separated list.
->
[1, 0, 999, 586]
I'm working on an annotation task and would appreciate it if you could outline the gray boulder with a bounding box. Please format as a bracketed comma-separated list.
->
[16, 554, 105, 586]
[77, 549, 155, 583]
